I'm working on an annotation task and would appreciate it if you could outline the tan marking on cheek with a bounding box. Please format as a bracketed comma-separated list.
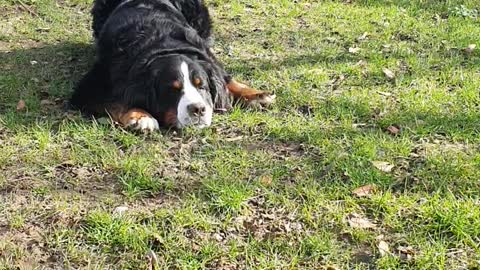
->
[163, 109, 177, 126]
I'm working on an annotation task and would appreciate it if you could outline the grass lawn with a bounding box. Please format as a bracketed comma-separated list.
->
[1, 0, 480, 269]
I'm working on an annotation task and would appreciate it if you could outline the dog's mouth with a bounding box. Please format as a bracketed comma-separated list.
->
[155, 109, 212, 129]
[176, 103, 213, 129]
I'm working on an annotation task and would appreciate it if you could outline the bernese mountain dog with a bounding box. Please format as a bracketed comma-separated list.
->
[70, 0, 275, 131]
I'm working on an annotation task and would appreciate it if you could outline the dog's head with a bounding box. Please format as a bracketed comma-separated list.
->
[119, 53, 230, 129]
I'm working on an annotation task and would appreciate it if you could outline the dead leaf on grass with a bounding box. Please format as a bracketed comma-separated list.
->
[113, 206, 129, 216]
[377, 240, 390, 257]
[329, 74, 346, 90]
[385, 125, 401, 135]
[356, 60, 367, 67]
[382, 68, 396, 79]
[357, 32, 369, 41]
[212, 233, 224, 242]
[377, 91, 392, 97]
[16, 100, 26, 111]
[352, 184, 376, 197]
[349, 47, 361, 54]
[372, 161, 394, 173]
[345, 213, 376, 229]
[464, 44, 476, 54]
[259, 175, 273, 186]
[225, 136, 243, 142]
[397, 246, 415, 261]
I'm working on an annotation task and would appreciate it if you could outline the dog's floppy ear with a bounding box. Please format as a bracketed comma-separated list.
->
[200, 61, 232, 111]
[210, 70, 232, 111]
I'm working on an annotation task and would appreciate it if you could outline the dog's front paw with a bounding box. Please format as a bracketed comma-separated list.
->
[122, 109, 159, 132]
[127, 115, 159, 132]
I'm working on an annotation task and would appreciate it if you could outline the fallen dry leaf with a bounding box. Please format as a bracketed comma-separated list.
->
[349, 47, 361, 54]
[259, 175, 273, 186]
[377, 240, 390, 257]
[113, 206, 129, 215]
[397, 246, 415, 261]
[372, 161, 394, 173]
[352, 184, 376, 197]
[16, 100, 26, 111]
[212, 233, 224, 242]
[385, 125, 401, 135]
[325, 37, 338, 43]
[464, 44, 476, 54]
[356, 60, 367, 67]
[345, 213, 376, 229]
[357, 32, 369, 41]
[377, 91, 392, 97]
[382, 68, 395, 79]
[225, 135, 244, 142]
[329, 74, 346, 90]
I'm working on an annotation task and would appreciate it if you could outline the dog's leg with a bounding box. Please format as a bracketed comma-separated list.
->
[104, 103, 159, 132]
[70, 62, 110, 112]
[226, 80, 276, 107]
[71, 63, 159, 132]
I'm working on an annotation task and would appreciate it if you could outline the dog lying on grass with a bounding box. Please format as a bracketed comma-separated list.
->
[70, 0, 275, 131]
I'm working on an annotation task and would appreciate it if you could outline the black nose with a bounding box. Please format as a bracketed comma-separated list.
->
[187, 103, 206, 116]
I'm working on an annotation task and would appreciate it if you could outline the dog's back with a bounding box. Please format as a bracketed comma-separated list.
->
[91, 0, 212, 40]
[91, 0, 124, 38]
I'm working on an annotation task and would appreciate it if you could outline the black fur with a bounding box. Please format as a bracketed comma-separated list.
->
[70, 0, 232, 124]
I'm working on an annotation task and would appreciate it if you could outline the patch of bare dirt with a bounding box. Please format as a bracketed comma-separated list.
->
[0, 171, 50, 194]
[52, 162, 121, 195]
[0, 190, 111, 269]
[148, 189, 312, 268]
[244, 141, 309, 160]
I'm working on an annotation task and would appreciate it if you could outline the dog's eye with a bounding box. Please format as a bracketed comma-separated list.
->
[172, 80, 182, 90]
[193, 78, 202, 87]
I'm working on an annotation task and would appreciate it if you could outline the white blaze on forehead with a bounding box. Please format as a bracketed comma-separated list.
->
[176, 61, 213, 128]
[180, 62, 196, 92]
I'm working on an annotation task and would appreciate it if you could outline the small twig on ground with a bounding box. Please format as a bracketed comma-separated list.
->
[16, 0, 40, 17]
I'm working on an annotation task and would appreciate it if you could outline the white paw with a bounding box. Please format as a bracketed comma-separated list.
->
[247, 93, 276, 108]
[126, 115, 159, 132]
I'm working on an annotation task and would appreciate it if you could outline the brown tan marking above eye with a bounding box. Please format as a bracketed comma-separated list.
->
[172, 80, 182, 90]
[193, 78, 202, 87]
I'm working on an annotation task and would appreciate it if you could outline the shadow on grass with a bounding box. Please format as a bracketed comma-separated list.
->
[344, 0, 473, 13]
[0, 42, 94, 126]
[224, 46, 479, 78]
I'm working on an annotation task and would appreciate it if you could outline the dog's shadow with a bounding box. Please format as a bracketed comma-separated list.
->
[0, 42, 95, 127]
